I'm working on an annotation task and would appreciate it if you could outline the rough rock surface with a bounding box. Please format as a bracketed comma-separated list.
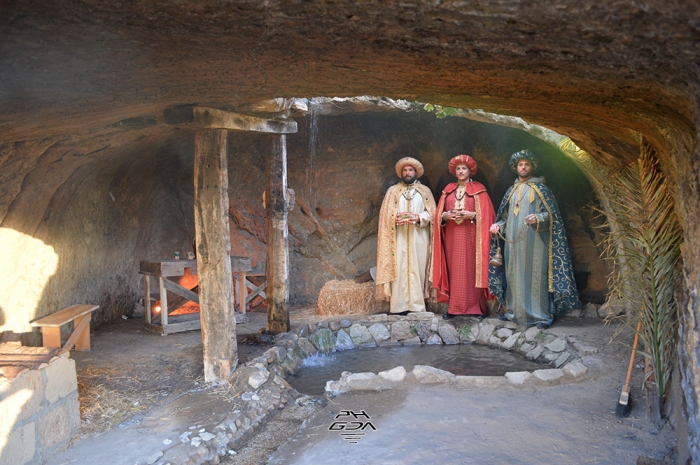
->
[1, 1, 700, 461]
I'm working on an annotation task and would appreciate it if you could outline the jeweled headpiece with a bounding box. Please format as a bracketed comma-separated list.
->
[448, 154, 478, 176]
[509, 149, 539, 172]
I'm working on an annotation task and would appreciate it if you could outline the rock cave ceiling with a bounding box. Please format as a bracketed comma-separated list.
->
[1, 0, 699, 170]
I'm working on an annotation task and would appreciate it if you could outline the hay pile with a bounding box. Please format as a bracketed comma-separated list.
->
[76, 365, 205, 439]
[76, 367, 156, 438]
[317, 279, 388, 316]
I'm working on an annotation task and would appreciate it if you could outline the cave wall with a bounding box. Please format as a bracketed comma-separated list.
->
[670, 95, 700, 463]
[0, 127, 197, 343]
[0, 111, 605, 343]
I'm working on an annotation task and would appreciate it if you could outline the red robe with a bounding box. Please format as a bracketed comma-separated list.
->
[432, 181, 496, 315]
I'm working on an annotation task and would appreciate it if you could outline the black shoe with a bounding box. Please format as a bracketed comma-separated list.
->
[442, 313, 456, 320]
[498, 314, 509, 321]
[536, 322, 550, 330]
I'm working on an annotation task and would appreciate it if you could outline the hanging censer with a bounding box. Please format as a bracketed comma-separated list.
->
[490, 246, 503, 267]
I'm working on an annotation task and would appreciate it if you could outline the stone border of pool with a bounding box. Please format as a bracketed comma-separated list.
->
[152, 312, 601, 465]
[279, 313, 596, 394]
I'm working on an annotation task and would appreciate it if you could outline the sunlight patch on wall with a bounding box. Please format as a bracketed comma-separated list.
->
[0, 228, 59, 332]
[0, 388, 33, 461]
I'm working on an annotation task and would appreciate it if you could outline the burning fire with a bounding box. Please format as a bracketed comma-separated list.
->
[154, 303, 161, 314]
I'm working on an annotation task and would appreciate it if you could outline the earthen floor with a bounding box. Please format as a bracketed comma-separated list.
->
[45, 311, 678, 465]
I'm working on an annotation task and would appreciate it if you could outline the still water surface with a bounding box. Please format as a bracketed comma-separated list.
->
[287, 344, 543, 396]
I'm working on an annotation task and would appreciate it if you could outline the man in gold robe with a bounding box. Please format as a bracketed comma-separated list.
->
[376, 157, 436, 314]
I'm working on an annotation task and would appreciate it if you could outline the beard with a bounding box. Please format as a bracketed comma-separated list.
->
[402, 174, 417, 184]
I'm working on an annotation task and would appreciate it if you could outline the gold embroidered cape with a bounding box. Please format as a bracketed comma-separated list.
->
[375, 181, 436, 301]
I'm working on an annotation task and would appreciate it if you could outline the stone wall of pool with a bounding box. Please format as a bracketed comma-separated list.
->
[271, 313, 595, 394]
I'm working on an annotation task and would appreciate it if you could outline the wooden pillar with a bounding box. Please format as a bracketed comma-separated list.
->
[265, 135, 290, 334]
[194, 128, 236, 382]
[164, 104, 296, 380]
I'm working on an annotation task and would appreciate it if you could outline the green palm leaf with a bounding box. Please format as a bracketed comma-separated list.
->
[595, 140, 682, 397]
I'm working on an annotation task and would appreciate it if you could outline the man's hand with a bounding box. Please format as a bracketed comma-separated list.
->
[396, 212, 419, 225]
[443, 210, 476, 222]
[525, 214, 537, 225]
[489, 223, 500, 235]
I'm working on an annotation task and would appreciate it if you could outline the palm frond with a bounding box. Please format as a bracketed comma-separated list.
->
[596, 140, 683, 397]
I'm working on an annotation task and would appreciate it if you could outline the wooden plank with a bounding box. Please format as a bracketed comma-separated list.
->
[194, 128, 237, 382]
[73, 313, 91, 351]
[144, 274, 152, 325]
[164, 105, 297, 134]
[162, 320, 202, 335]
[31, 305, 99, 327]
[41, 327, 61, 348]
[265, 134, 290, 334]
[139, 259, 196, 277]
[231, 256, 252, 272]
[162, 278, 200, 304]
[57, 314, 91, 355]
[139, 257, 248, 276]
[245, 280, 267, 302]
[237, 272, 247, 315]
[159, 277, 169, 328]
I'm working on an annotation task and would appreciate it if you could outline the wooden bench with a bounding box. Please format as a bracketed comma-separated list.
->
[30, 305, 99, 354]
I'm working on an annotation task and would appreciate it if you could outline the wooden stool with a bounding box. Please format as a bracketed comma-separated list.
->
[31, 305, 99, 354]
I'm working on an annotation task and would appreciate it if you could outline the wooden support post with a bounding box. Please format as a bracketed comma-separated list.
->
[165, 104, 297, 380]
[194, 128, 237, 383]
[237, 272, 247, 315]
[73, 313, 92, 351]
[265, 135, 290, 334]
[158, 276, 169, 328]
[40, 327, 61, 349]
[144, 274, 151, 325]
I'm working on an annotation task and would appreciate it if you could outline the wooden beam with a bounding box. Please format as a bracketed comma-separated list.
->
[144, 275, 152, 325]
[194, 128, 237, 383]
[57, 314, 91, 355]
[162, 278, 200, 304]
[159, 276, 169, 328]
[265, 134, 290, 334]
[245, 280, 267, 302]
[164, 105, 297, 134]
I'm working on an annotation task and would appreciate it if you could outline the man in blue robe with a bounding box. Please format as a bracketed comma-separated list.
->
[488, 150, 579, 329]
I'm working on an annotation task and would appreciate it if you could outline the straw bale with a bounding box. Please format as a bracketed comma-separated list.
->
[317, 279, 387, 316]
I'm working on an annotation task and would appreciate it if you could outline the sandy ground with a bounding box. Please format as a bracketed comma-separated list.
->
[63, 311, 679, 465]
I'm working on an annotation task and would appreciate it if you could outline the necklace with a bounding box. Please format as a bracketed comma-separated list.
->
[402, 185, 418, 201]
[513, 182, 528, 216]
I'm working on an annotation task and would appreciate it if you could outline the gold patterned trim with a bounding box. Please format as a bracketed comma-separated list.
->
[375, 182, 436, 301]
[528, 183, 554, 292]
[474, 193, 483, 286]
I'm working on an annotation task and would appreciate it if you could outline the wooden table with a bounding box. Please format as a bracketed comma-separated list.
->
[139, 256, 251, 334]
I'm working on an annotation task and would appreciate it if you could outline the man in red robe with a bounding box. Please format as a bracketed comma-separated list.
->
[433, 155, 496, 319]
